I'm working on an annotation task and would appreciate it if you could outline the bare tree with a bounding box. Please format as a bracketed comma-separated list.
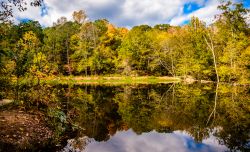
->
[0, 0, 43, 22]
[204, 29, 220, 83]
[72, 10, 87, 24]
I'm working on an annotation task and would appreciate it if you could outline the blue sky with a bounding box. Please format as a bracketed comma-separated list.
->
[12, 0, 250, 27]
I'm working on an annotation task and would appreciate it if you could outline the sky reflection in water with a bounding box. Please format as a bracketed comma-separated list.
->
[1, 83, 249, 151]
[75, 129, 228, 152]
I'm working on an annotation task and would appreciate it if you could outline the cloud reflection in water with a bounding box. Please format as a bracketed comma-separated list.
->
[83, 129, 228, 152]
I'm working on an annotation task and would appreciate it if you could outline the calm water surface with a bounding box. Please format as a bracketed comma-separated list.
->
[0, 83, 249, 152]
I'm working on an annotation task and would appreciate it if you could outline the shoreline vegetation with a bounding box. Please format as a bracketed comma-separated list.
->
[8, 76, 249, 86]
[45, 76, 181, 85]
[10, 76, 181, 85]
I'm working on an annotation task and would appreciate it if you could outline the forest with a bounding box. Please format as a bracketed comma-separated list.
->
[0, 1, 250, 151]
[0, 1, 250, 84]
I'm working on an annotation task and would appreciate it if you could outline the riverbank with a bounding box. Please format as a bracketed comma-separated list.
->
[0, 109, 53, 151]
[41, 76, 181, 85]
[9, 76, 249, 86]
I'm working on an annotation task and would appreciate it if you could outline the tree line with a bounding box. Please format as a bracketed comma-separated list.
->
[0, 1, 249, 83]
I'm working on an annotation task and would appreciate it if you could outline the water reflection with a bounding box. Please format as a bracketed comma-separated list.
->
[0, 83, 249, 151]
[63, 129, 228, 152]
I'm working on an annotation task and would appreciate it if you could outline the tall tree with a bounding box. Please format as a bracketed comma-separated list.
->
[118, 25, 153, 75]
[44, 19, 80, 75]
[215, 0, 250, 82]
[72, 10, 87, 24]
[13, 31, 40, 78]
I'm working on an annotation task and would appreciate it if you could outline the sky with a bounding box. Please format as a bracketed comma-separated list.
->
[9, 0, 250, 28]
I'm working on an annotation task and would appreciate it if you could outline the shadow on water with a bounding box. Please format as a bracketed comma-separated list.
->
[0, 82, 249, 151]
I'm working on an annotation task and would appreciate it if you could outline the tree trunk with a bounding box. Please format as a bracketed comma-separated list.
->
[66, 33, 71, 75]
[204, 32, 220, 83]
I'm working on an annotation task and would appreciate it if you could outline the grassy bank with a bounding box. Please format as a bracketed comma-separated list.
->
[11, 76, 249, 86]
[42, 76, 181, 85]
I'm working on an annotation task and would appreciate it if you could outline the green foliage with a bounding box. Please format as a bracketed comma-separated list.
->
[14, 31, 40, 77]
[214, 1, 250, 82]
[153, 24, 170, 31]
[0, 1, 250, 83]
[43, 21, 80, 75]
[17, 20, 44, 42]
[118, 25, 154, 75]
[217, 0, 249, 34]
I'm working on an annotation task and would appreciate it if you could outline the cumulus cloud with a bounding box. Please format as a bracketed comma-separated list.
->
[9, 0, 245, 27]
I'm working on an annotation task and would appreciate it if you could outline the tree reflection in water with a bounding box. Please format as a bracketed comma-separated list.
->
[0, 83, 249, 151]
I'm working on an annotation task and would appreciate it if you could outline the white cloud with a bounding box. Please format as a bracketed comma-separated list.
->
[11, 0, 225, 27]
[169, 0, 246, 26]
[170, 0, 220, 25]
[111, 0, 207, 26]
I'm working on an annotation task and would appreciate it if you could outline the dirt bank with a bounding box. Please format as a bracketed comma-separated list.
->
[0, 110, 53, 151]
